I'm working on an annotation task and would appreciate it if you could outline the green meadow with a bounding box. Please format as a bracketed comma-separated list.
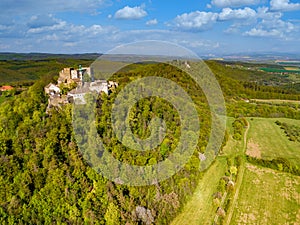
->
[231, 164, 300, 225]
[247, 117, 300, 166]
[171, 158, 227, 225]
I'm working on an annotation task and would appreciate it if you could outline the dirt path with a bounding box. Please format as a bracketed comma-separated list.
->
[170, 158, 227, 225]
[213, 189, 228, 224]
[171, 119, 250, 225]
[224, 120, 250, 225]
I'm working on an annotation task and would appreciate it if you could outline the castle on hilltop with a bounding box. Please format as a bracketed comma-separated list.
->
[45, 66, 118, 111]
[57, 66, 92, 86]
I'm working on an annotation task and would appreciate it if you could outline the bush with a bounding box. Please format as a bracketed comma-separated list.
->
[275, 121, 300, 143]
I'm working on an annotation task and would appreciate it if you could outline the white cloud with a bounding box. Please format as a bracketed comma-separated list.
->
[244, 18, 295, 38]
[0, 12, 119, 52]
[0, 24, 11, 31]
[260, 19, 295, 32]
[244, 28, 282, 37]
[173, 11, 218, 31]
[114, 6, 147, 19]
[270, 0, 300, 11]
[146, 19, 158, 25]
[218, 7, 256, 20]
[64, 42, 77, 47]
[224, 26, 240, 33]
[211, 0, 261, 8]
[177, 39, 220, 49]
[27, 14, 59, 29]
[256, 7, 282, 20]
[39, 34, 59, 42]
[27, 20, 67, 34]
[26, 14, 116, 38]
[86, 25, 106, 35]
[220, 6, 297, 39]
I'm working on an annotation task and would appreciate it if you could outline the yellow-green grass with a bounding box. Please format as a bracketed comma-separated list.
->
[171, 158, 227, 225]
[250, 99, 300, 105]
[230, 164, 300, 225]
[284, 67, 300, 71]
[247, 117, 300, 165]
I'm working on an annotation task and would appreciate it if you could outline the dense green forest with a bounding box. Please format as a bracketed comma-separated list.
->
[0, 62, 215, 224]
[0, 59, 299, 224]
[206, 61, 300, 100]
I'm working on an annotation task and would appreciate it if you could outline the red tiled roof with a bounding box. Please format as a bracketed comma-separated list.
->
[0, 86, 14, 91]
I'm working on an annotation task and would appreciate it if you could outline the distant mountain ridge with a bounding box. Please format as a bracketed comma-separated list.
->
[0, 53, 102, 61]
[206, 52, 300, 62]
[1, 52, 300, 62]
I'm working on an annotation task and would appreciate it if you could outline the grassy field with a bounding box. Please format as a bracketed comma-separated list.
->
[171, 116, 300, 224]
[247, 117, 300, 165]
[230, 164, 300, 225]
[251, 99, 300, 105]
[171, 157, 227, 225]
[171, 117, 246, 225]
[260, 67, 300, 74]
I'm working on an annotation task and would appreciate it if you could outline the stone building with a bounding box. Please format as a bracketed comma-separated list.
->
[57, 67, 92, 85]
[44, 83, 60, 95]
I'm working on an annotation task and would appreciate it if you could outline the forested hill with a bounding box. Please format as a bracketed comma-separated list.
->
[0, 62, 213, 224]
[0, 58, 94, 85]
[0, 59, 299, 224]
[206, 60, 300, 100]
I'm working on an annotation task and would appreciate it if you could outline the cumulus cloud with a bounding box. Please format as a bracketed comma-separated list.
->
[220, 6, 296, 39]
[218, 7, 256, 20]
[25, 14, 117, 39]
[0, 12, 119, 52]
[260, 19, 295, 32]
[270, 0, 300, 11]
[114, 6, 147, 19]
[27, 14, 59, 29]
[27, 20, 67, 34]
[146, 19, 158, 25]
[244, 28, 282, 37]
[173, 11, 218, 31]
[256, 7, 282, 20]
[244, 18, 295, 38]
[211, 0, 261, 8]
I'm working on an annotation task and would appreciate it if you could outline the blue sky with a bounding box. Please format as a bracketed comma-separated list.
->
[0, 0, 300, 55]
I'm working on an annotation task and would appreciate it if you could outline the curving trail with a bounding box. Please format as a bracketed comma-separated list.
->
[170, 119, 250, 225]
[170, 158, 227, 225]
[224, 119, 250, 225]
